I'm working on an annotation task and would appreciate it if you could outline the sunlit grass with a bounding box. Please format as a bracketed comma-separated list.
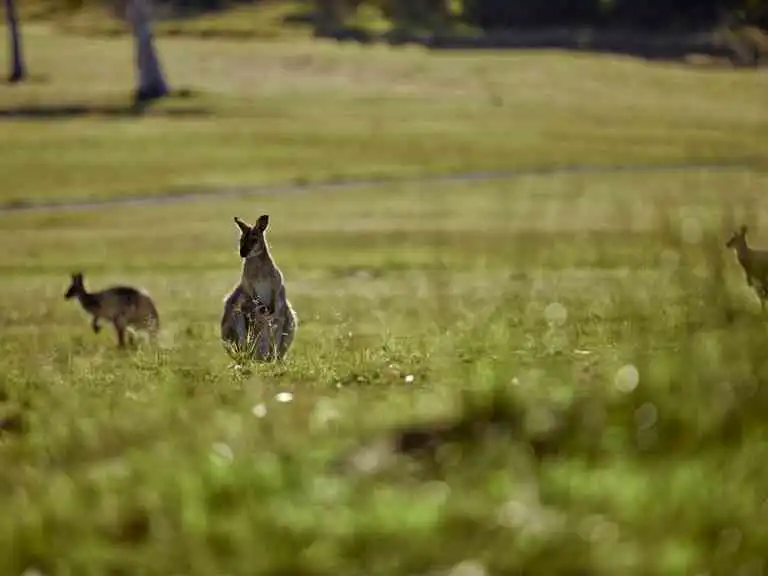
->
[20, 0, 315, 39]
[3, 170, 768, 572]
[0, 26, 765, 205]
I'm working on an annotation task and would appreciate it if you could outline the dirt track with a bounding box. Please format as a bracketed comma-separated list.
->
[0, 159, 759, 215]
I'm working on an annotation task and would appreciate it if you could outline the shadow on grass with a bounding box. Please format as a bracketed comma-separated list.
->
[0, 89, 209, 121]
[47, 1, 766, 68]
[0, 104, 210, 121]
[312, 26, 765, 68]
[4, 73, 51, 86]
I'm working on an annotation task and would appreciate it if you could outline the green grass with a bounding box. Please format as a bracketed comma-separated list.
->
[3, 168, 768, 574]
[3, 20, 768, 576]
[0, 25, 766, 206]
[36, 1, 317, 40]
[16, 0, 453, 39]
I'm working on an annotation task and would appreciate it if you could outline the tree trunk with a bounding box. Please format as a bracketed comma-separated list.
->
[4, 0, 26, 83]
[126, 0, 170, 102]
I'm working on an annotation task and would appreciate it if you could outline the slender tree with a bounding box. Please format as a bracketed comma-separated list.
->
[126, 0, 170, 102]
[4, 0, 26, 82]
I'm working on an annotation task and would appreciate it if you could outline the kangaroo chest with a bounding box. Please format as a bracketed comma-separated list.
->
[243, 279, 275, 310]
[241, 257, 281, 313]
[78, 293, 101, 316]
[737, 253, 760, 281]
[738, 252, 751, 270]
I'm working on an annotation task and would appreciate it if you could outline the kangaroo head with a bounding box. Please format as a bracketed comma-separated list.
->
[234, 214, 270, 258]
[726, 225, 748, 250]
[65, 272, 85, 299]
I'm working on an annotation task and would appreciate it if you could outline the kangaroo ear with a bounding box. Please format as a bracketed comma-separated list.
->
[234, 217, 251, 235]
[255, 214, 270, 232]
[740, 225, 748, 235]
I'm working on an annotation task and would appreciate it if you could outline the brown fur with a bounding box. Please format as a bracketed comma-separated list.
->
[64, 272, 160, 348]
[726, 225, 768, 311]
[221, 283, 273, 358]
[221, 214, 297, 362]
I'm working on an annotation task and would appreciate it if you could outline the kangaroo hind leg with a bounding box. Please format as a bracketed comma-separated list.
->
[276, 313, 296, 362]
[113, 317, 128, 349]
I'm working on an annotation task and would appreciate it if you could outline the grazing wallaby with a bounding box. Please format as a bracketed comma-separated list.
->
[64, 272, 160, 348]
[220, 214, 297, 362]
[725, 225, 768, 311]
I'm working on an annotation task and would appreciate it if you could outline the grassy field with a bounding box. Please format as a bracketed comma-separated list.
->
[23, 0, 320, 40]
[0, 24, 766, 206]
[4, 169, 768, 574]
[2, 18, 768, 576]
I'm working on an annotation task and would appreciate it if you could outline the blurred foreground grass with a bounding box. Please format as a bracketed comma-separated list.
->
[2, 170, 768, 573]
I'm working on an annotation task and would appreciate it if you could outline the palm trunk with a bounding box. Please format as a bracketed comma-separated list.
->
[126, 0, 169, 102]
[4, 0, 26, 83]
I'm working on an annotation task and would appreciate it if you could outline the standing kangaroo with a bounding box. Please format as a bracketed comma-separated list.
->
[64, 272, 160, 348]
[221, 214, 297, 362]
[726, 225, 768, 312]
